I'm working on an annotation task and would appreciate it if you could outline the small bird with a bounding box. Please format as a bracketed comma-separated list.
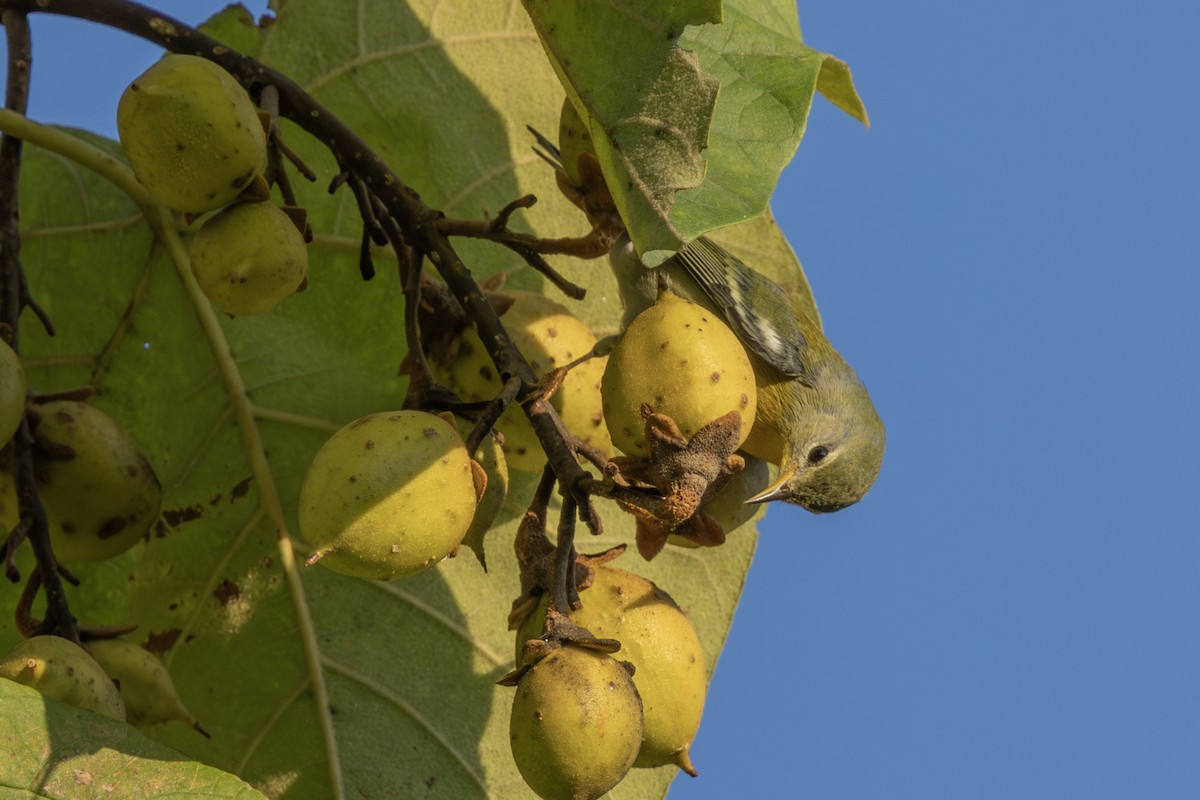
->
[608, 235, 885, 512]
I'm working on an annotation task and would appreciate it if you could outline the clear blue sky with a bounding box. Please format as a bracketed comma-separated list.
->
[7, 2, 1199, 799]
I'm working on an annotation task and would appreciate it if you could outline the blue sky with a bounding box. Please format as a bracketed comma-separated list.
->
[6, 2, 1199, 799]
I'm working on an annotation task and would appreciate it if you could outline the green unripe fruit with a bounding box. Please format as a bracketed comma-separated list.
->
[299, 411, 480, 581]
[86, 639, 202, 733]
[0, 635, 125, 721]
[510, 646, 643, 800]
[189, 201, 308, 316]
[0, 401, 162, 563]
[117, 54, 266, 213]
[602, 289, 757, 458]
[516, 566, 707, 773]
[439, 291, 612, 471]
[0, 339, 24, 447]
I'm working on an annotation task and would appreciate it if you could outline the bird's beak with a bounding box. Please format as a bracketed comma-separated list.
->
[745, 468, 794, 504]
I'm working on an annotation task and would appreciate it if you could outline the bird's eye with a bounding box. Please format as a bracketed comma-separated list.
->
[807, 445, 830, 464]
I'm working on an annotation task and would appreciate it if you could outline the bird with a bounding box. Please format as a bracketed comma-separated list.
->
[608, 234, 885, 512]
[527, 123, 884, 512]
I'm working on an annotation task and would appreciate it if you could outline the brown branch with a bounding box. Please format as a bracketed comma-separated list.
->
[0, 0, 598, 521]
[0, 10, 78, 641]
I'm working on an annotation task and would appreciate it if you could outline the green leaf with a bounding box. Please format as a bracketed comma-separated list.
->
[0, 678, 266, 799]
[0, 1, 822, 797]
[523, 0, 867, 263]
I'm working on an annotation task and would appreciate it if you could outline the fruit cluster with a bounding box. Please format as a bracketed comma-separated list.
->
[0, 634, 204, 735]
[117, 54, 309, 317]
[3, 51, 778, 800]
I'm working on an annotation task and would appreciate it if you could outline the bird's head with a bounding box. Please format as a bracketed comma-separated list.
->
[747, 382, 885, 513]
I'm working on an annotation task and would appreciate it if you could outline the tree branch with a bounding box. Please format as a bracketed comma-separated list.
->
[0, 0, 596, 511]
[0, 9, 78, 641]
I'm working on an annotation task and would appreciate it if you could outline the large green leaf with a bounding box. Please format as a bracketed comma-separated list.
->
[522, 0, 867, 262]
[0, 679, 267, 799]
[0, 1, 818, 797]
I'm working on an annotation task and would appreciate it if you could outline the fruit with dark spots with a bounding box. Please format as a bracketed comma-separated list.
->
[509, 645, 643, 800]
[299, 411, 481, 581]
[602, 288, 757, 458]
[0, 635, 125, 720]
[438, 291, 613, 471]
[117, 54, 267, 213]
[0, 400, 162, 562]
[516, 565, 708, 773]
[189, 201, 309, 316]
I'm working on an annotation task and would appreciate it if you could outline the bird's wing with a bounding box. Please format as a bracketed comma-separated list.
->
[670, 237, 810, 379]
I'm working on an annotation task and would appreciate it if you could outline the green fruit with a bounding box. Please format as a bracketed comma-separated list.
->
[0, 401, 162, 563]
[516, 566, 707, 773]
[117, 54, 266, 213]
[189, 201, 308, 316]
[439, 291, 611, 471]
[86, 638, 201, 733]
[0, 635, 125, 720]
[603, 289, 757, 458]
[510, 646, 643, 800]
[0, 339, 24, 447]
[299, 411, 479, 581]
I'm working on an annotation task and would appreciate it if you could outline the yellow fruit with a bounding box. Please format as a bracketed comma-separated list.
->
[299, 411, 479, 581]
[0, 635, 125, 721]
[86, 639, 201, 733]
[440, 291, 610, 471]
[602, 289, 757, 458]
[516, 566, 707, 773]
[557, 354, 614, 460]
[117, 54, 266, 213]
[510, 646, 643, 800]
[0, 339, 24, 446]
[189, 201, 308, 316]
[0, 401, 162, 563]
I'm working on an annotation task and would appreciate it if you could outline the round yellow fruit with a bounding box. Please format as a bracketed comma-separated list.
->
[299, 411, 478, 581]
[602, 290, 756, 458]
[0, 635, 125, 721]
[510, 646, 643, 800]
[118, 54, 266, 213]
[0, 339, 24, 447]
[189, 201, 308, 316]
[440, 291, 611, 471]
[516, 565, 707, 773]
[0, 401, 162, 563]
